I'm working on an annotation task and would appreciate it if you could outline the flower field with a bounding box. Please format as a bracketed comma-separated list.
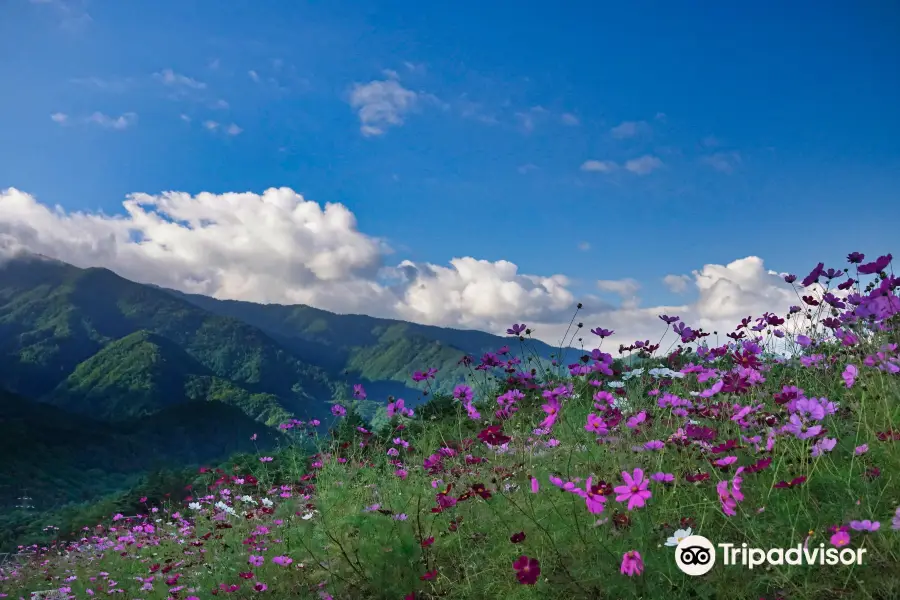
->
[2, 252, 899, 600]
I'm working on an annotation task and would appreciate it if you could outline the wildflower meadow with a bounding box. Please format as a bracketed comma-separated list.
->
[2, 251, 899, 600]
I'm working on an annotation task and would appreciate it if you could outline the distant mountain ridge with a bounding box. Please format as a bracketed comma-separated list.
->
[0, 253, 574, 426]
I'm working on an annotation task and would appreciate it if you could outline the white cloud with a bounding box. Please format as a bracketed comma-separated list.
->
[663, 274, 691, 293]
[211, 99, 229, 110]
[248, 70, 260, 82]
[624, 155, 663, 175]
[225, 123, 243, 136]
[203, 120, 219, 131]
[611, 120, 650, 139]
[580, 160, 618, 173]
[0, 188, 594, 333]
[577, 241, 591, 251]
[561, 113, 580, 126]
[180, 114, 191, 123]
[532, 256, 814, 350]
[85, 112, 137, 130]
[0, 188, 824, 351]
[701, 151, 742, 174]
[154, 69, 206, 90]
[349, 77, 419, 137]
[50, 112, 68, 124]
[597, 278, 641, 309]
[517, 164, 538, 174]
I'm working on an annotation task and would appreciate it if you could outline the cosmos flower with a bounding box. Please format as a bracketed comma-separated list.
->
[620, 551, 644, 576]
[614, 469, 652, 511]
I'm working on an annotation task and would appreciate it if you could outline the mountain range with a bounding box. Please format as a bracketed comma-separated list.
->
[0, 252, 571, 516]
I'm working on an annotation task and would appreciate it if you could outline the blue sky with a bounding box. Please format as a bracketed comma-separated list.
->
[1, 0, 898, 342]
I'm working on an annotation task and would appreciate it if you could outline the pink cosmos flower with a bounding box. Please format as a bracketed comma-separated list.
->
[585, 413, 608, 435]
[577, 477, 607, 515]
[716, 480, 738, 516]
[842, 364, 858, 388]
[651, 472, 674, 483]
[620, 551, 644, 576]
[854, 444, 869, 455]
[530, 477, 539, 494]
[614, 468, 652, 510]
[272, 555, 293, 566]
[830, 530, 851, 547]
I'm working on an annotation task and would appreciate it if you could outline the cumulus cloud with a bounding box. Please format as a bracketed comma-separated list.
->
[597, 278, 641, 310]
[580, 160, 617, 173]
[0, 188, 595, 333]
[532, 257, 812, 350]
[225, 123, 243, 136]
[0, 188, 817, 351]
[624, 155, 663, 175]
[663, 273, 691, 293]
[561, 113, 580, 126]
[349, 77, 419, 136]
[50, 112, 68, 124]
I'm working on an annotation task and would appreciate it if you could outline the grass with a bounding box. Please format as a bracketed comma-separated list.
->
[2, 254, 899, 600]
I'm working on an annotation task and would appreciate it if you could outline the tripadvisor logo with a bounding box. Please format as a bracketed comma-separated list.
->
[674, 535, 867, 576]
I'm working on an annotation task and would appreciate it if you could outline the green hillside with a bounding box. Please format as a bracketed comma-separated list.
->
[170, 289, 572, 394]
[0, 255, 341, 422]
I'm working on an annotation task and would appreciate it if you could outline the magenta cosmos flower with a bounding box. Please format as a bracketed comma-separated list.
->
[512, 556, 540, 585]
[620, 551, 644, 576]
[614, 468, 652, 510]
[830, 530, 851, 547]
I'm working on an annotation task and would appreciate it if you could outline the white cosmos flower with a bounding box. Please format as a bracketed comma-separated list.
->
[666, 527, 693, 546]
[621, 368, 644, 380]
[188, 502, 202, 511]
[261, 498, 274, 508]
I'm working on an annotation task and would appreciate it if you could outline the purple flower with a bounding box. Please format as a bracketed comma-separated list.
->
[842, 364, 858, 388]
[507, 323, 527, 335]
[811, 437, 837, 457]
[849, 520, 880, 532]
[331, 404, 347, 417]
